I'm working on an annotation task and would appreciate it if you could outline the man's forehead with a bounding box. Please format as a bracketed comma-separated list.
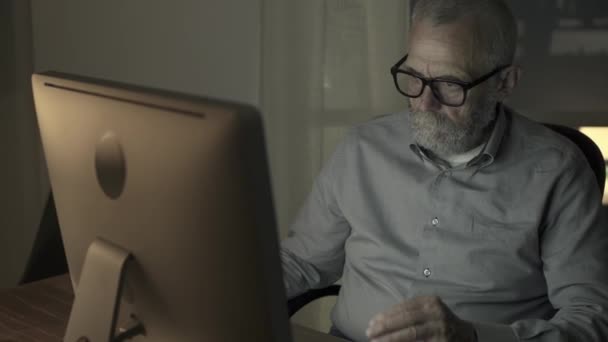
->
[406, 21, 476, 79]
[405, 52, 471, 81]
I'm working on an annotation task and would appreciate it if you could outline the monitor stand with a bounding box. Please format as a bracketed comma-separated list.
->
[64, 238, 144, 342]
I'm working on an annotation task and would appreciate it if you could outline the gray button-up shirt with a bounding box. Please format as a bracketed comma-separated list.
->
[281, 106, 608, 342]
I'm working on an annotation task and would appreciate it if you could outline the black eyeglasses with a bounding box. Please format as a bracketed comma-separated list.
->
[390, 54, 510, 107]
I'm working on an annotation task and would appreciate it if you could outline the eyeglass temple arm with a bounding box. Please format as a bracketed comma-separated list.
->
[465, 64, 511, 89]
[391, 54, 409, 73]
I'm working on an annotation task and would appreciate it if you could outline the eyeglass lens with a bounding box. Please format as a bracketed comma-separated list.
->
[395, 72, 465, 106]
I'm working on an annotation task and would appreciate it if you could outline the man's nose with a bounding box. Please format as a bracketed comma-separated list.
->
[412, 85, 441, 112]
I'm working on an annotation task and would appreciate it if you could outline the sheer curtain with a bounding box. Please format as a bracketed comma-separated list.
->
[261, 0, 410, 331]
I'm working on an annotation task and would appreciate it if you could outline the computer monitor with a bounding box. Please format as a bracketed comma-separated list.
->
[31, 72, 291, 342]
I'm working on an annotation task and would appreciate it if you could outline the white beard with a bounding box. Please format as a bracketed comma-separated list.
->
[408, 102, 497, 156]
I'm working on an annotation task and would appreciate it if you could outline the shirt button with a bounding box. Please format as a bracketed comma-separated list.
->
[431, 217, 439, 227]
[423, 268, 432, 278]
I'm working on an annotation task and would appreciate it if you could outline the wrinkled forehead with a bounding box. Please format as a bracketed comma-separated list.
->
[406, 20, 478, 81]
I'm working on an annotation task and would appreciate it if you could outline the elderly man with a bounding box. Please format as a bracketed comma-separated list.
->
[280, 0, 608, 341]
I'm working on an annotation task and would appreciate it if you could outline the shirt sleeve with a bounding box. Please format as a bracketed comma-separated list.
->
[474, 151, 608, 341]
[280, 132, 353, 299]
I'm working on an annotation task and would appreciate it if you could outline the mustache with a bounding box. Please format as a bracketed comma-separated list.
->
[410, 110, 468, 129]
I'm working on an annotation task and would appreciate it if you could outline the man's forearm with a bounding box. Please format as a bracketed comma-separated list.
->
[280, 248, 323, 299]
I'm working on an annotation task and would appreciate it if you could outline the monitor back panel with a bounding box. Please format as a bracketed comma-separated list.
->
[32, 72, 291, 342]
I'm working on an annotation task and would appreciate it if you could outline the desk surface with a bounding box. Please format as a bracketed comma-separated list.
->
[0, 275, 344, 342]
[0, 275, 73, 341]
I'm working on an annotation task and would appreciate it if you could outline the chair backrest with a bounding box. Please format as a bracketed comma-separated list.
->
[543, 123, 606, 194]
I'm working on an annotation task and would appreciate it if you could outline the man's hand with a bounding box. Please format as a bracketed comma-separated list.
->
[366, 296, 477, 342]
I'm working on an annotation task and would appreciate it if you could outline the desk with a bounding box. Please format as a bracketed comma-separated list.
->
[0, 275, 72, 341]
[0, 275, 344, 342]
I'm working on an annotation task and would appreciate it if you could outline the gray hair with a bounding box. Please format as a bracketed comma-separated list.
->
[411, 0, 517, 74]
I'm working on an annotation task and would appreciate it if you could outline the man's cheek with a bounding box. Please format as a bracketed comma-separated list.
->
[444, 109, 466, 125]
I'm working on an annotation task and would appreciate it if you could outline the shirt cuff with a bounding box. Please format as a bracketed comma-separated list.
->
[473, 321, 518, 342]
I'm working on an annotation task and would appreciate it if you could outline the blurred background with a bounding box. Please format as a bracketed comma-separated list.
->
[2, 0, 607, 332]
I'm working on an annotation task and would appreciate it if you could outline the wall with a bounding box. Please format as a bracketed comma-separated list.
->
[31, 0, 261, 105]
[0, 0, 48, 289]
[506, 0, 608, 126]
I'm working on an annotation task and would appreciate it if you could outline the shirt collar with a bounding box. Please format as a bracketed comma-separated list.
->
[477, 103, 507, 163]
[409, 144, 451, 169]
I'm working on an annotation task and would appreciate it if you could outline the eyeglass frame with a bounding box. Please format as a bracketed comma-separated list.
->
[390, 54, 511, 107]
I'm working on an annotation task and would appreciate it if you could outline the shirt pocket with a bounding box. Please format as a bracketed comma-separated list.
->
[470, 214, 536, 245]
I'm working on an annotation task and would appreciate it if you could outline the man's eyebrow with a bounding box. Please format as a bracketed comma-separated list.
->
[403, 65, 469, 82]
[435, 74, 469, 82]
[403, 65, 424, 76]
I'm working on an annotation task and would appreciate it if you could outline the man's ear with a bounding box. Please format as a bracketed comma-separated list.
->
[495, 65, 521, 101]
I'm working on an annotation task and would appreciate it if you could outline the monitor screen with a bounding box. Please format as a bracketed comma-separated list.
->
[31, 72, 291, 341]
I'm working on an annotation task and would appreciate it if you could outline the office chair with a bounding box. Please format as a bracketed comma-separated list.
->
[287, 123, 606, 317]
[20, 192, 68, 284]
[544, 124, 605, 194]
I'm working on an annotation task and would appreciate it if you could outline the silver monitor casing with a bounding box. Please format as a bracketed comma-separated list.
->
[32, 72, 291, 342]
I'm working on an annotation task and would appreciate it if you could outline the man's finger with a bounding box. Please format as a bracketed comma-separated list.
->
[367, 296, 449, 339]
[366, 305, 427, 339]
[370, 296, 435, 324]
[369, 321, 435, 342]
